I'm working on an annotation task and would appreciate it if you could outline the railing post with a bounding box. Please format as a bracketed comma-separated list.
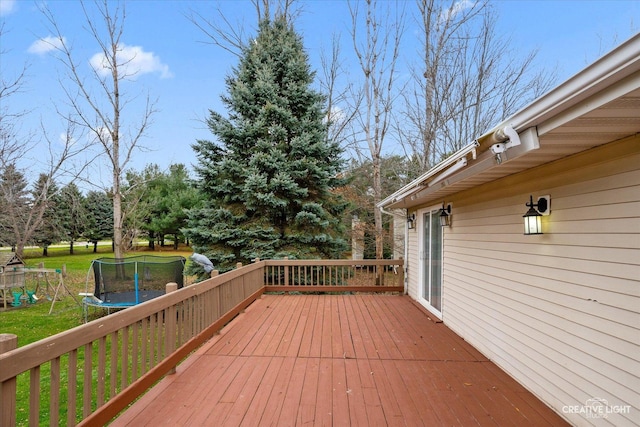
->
[284, 257, 289, 287]
[0, 334, 18, 427]
[165, 283, 178, 375]
[210, 270, 219, 278]
[236, 262, 243, 269]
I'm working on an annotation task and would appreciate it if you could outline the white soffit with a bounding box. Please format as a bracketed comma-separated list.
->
[537, 71, 640, 137]
[491, 33, 640, 135]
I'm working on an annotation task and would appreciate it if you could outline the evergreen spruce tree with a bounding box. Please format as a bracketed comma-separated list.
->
[57, 183, 87, 255]
[33, 175, 62, 256]
[147, 164, 200, 250]
[84, 191, 113, 253]
[0, 166, 58, 256]
[0, 164, 30, 252]
[186, 16, 348, 271]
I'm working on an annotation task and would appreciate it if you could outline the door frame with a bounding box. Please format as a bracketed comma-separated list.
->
[417, 204, 444, 319]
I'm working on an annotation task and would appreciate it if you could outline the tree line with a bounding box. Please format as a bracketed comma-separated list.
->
[0, 162, 200, 257]
[2, 0, 558, 268]
[0, 152, 407, 262]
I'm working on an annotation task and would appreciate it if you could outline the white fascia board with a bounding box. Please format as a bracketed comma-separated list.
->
[378, 34, 639, 210]
[479, 33, 640, 140]
[377, 140, 478, 208]
[537, 70, 640, 135]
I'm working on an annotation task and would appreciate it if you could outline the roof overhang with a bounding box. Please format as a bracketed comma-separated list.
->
[379, 33, 640, 211]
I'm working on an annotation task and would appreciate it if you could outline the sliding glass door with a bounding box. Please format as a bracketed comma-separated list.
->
[419, 207, 443, 315]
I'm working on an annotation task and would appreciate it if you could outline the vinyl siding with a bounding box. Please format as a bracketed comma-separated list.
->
[406, 225, 419, 298]
[406, 135, 640, 426]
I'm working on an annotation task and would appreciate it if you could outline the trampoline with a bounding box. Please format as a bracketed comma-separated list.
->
[81, 255, 185, 320]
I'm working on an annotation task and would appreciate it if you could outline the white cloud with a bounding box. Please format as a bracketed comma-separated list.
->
[0, 0, 16, 16]
[438, 0, 476, 26]
[325, 105, 346, 124]
[28, 36, 66, 55]
[89, 44, 173, 79]
[59, 132, 78, 147]
[91, 127, 112, 145]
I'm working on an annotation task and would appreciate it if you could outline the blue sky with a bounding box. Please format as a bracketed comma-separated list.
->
[1, 0, 638, 184]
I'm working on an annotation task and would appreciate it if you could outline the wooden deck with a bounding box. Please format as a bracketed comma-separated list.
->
[112, 294, 568, 426]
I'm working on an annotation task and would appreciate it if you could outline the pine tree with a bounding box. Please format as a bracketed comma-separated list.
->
[186, 16, 348, 271]
[147, 164, 200, 250]
[0, 166, 56, 257]
[84, 191, 113, 253]
[57, 183, 87, 255]
[33, 176, 62, 256]
[0, 164, 30, 251]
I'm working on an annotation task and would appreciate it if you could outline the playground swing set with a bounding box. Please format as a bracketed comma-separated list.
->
[1, 253, 186, 319]
[0, 255, 79, 314]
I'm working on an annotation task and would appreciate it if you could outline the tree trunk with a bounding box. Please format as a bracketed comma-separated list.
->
[373, 156, 383, 260]
[349, 0, 404, 260]
[113, 190, 124, 259]
[15, 243, 23, 259]
[38, 2, 156, 265]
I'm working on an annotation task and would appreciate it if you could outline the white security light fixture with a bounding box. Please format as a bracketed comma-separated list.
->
[489, 125, 521, 164]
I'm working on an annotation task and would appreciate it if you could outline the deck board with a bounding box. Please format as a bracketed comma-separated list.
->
[112, 294, 569, 426]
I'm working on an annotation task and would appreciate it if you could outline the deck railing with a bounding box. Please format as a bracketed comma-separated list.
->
[264, 259, 404, 293]
[0, 259, 403, 426]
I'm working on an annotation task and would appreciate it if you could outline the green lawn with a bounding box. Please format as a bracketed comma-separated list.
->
[1, 244, 194, 346]
[1, 244, 194, 426]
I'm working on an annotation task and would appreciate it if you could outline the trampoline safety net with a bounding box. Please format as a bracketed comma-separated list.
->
[91, 255, 185, 306]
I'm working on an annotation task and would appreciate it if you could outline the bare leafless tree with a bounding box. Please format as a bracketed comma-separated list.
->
[318, 33, 360, 153]
[0, 122, 91, 257]
[40, 0, 157, 258]
[348, 0, 406, 259]
[187, 0, 302, 58]
[400, 0, 555, 170]
[0, 23, 31, 170]
[254, 0, 299, 23]
[0, 24, 90, 257]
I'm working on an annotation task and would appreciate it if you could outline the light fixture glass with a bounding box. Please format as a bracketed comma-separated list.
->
[523, 195, 543, 235]
[439, 203, 451, 227]
[407, 213, 415, 229]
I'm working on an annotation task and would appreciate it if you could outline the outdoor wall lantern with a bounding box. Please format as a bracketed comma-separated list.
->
[439, 203, 451, 227]
[407, 213, 416, 229]
[523, 195, 550, 235]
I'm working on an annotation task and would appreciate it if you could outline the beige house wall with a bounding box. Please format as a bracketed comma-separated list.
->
[405, 135, 640, 426]
[406, 224, 419, 298]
